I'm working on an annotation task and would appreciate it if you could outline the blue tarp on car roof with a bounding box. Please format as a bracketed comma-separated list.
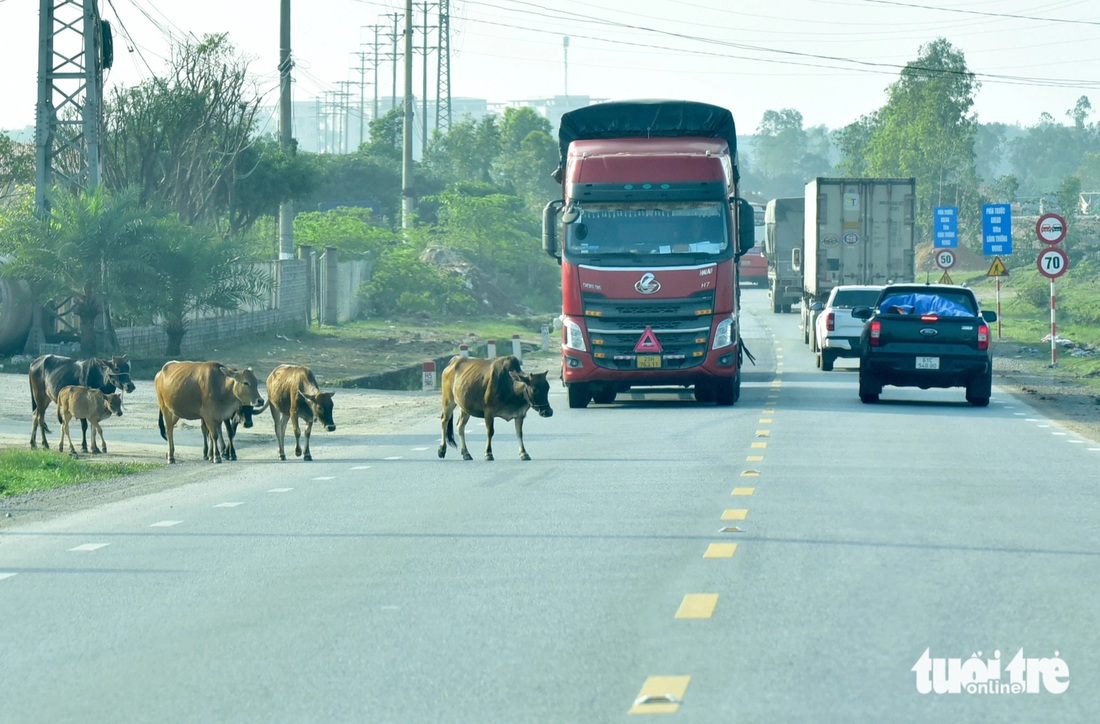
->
[877, 293, 975, 317]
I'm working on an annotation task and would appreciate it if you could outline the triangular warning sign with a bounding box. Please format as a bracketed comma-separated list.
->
[987, 256, 1009, 277]
[938, 270, 954, 285]
[634, 326, 664, 353]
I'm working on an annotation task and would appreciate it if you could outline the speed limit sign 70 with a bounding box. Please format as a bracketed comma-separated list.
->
[935, 249, 956, 270]
[1037, 247, 1069, 279]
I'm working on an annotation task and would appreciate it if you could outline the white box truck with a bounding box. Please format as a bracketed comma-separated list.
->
[764, 197, 804, 313]
[798, 178, 916, 346]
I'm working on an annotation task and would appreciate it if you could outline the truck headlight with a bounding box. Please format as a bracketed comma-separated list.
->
[712, 315, 734, 349]
[562, 318, 587, 352]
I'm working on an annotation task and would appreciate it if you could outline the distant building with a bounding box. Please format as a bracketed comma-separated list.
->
[503, 95, 603, 135]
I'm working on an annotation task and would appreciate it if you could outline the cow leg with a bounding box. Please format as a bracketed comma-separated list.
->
[273, 410, 289, 461]
[438, 398, 457, 459]
[301, 419, 314, 461]
[515, 417, 530, 461]
[201, 421, 212, 461]
[162, 410, 179, 463]
[204, 416, 223, 463]
[224, 421, 236, 461]
[456, 410, 473, 461]
[91, 421, 103, 454]
[80, 418, 90, 453]
[483, 416, 495, 461]
[292, 414, 303, 458]
[61, 413, 77, 455]
[31, 405, 50, 450]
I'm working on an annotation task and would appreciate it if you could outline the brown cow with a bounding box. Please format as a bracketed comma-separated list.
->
[56, 385, 123, 455]
[266, 364, 336, 461]
[29, 354, 135, 451]
[437, 355, 553, 461]
[155, 361, 265, 464]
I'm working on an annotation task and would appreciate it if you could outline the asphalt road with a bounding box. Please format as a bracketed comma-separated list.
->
[1, 289, 1098, 723]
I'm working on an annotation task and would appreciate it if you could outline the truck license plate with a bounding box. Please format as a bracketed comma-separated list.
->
[637, 355, 662, 369]
[915, 356, 940, 370]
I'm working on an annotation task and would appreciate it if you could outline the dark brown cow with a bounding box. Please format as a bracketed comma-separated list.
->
[56, 386, 123, 455]
[155, 361, 265, 464]
[29, 354, 135, 451]
[437, 355, 553, 461]
[266, 364, 336, 461]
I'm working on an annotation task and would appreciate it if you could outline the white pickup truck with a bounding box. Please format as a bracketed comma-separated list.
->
[811, 285, 884, 371]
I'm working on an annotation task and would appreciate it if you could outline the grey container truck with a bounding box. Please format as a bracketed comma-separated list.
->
[798, 178, 916, 347]
[764, 197, 804, 313]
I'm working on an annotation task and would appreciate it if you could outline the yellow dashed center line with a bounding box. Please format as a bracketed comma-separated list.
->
[722, 509, 748, 521]
[751, 442, 767, 449]
[704, 543, 738, 558]
[732, 487, 755, 495]
[675, 594, 720, 619]
[746, 455, 764, 462]
[739, 470, 759, 477]
[759, 418, 772, 423]
[630, 676, 691, 714]
[756, 430, 770, 437]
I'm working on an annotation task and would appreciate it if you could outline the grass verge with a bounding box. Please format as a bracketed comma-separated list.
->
[0, 449, 161, 497]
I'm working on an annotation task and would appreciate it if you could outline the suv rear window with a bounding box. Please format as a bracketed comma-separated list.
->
[831, 289, 882, 308]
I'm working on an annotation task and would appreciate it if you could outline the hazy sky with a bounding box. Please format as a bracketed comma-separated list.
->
[3, 0, 1099, 134]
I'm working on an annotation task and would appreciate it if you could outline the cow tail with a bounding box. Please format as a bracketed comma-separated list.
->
[158, 411, 167, 441]
[445, 415, 457, 449]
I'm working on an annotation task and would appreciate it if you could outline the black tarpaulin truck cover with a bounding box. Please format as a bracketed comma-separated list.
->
[555, 99, 738, 178]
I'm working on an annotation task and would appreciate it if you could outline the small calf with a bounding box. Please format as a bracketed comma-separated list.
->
[56, 385, 124, 455]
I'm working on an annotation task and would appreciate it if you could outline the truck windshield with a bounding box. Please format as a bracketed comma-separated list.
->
[564, 202, 728, 257]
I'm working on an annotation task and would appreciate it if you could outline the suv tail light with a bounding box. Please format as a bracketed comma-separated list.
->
[826, 312, 835, 331]
[869, 319, 882, 347]
[978, 324, 990, 351]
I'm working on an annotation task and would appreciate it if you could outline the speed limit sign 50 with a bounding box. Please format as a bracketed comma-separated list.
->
[1037, 247, 1069, 279]
[935, 249, 956, 270]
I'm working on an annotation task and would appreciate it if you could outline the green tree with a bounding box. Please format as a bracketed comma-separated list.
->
[0, 133, 34, 201]
[293, 206, 400, 258]
[101, 34, 278, 236]
[754, 109, 808, 179]
[125, 218, 273, 356]
[1008, 98, 1100, 195]
[834, 113, 878, 176]
[863, 39, 980, 245]
[423, 115, 501, 184]
[0, 186, 153, 355]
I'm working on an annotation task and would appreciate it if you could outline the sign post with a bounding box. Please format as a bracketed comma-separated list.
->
[1036, 230, 1069, 366]
[986, 257, 1009, 338]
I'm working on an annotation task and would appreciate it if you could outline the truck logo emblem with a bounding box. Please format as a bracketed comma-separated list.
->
[634, 326, 664, 353]
[919, 328, 938, 337]
[635, 273, 661, 295]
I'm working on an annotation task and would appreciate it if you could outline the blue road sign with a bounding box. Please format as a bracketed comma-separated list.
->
[982, 203, 1013, 255]
[934, 206, 958, 248]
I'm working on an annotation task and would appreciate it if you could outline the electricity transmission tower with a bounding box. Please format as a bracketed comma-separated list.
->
[35, 0, 111, 214]
[436, 0, 451, 134]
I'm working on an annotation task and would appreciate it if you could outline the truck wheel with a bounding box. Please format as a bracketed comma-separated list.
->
[858, 368, 880, 403]
[694, 383, 715, 403]
[715, 378, 735, 406]
[966, 369, 992, 407]
[781, 303, 791, 314]
[770, 283, 781, 313]
[567, 384, 591, 409]
[802, 324, 810, 345]
[821, 350, 835, 372]
[592, 389, 617, 405]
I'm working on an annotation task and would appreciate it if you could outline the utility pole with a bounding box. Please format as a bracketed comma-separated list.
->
[278, 0, 295, 259]
[335, 80, 355, 154]
[34, 0, 110, 354]
[386, 12, 402, 115]
[352, 49, 374, 148]
[415, 1, 437, 147]
[401, 0, 415, 228]
[365, 24, 384, 124]
[436, 0, 451, 134]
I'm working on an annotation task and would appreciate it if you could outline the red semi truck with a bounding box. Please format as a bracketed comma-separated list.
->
[541, 99, 756, 408]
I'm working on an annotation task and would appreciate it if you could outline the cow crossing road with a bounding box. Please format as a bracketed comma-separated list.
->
[1, 291, 1099, 721]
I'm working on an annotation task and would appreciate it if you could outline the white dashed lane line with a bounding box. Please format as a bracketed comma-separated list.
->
[1, 573, 18, 581]
[68, 543, 109, 552]
[312, 477, 336, 481]
[214, 502, 244, 508]
[150, 521, 183, 528]
[351, 465, 372, 470]
[268, 488, 293, 493]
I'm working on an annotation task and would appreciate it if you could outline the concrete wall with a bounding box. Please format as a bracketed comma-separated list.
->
[109, 254, 368, 358]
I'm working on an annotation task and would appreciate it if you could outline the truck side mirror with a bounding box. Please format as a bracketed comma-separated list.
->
[735, 198, 755, 257]
[792, 247, 801, 271]
[542, 200, 563, 260]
